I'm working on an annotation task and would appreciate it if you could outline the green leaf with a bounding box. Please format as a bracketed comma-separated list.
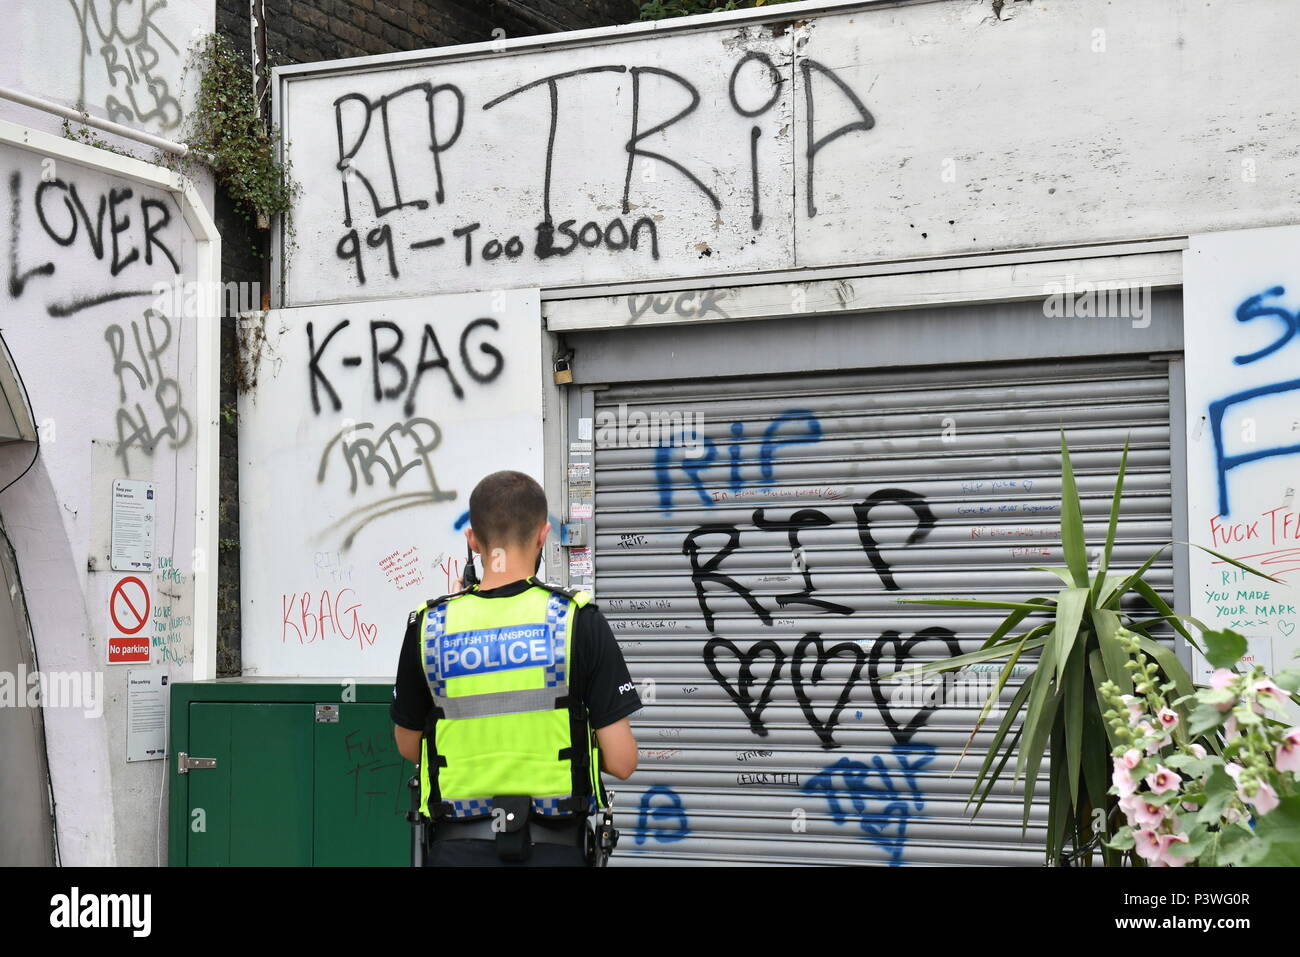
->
[1134, 634, 1196, 709]
[1092, 607, 1133, 694]
[1243, 795, 1300, 866]
[1105, 544, 1173, 610]
[1094, 436, 1129, 599]
[966, 676, 1033, 814]
[1197, 765, 1236, 826]
[1094, 574, 1129, 611]
[1104, 828, 1135, 851]
[1275, 668, 1300, 693]
[1050, 587, 1090, 685]
[1186, 543, 1282, 585]
[1128, 579, 1204, 656]
[1019, 677, 1062, 831]
[1202, 629, 1248, 670]
[897, 598, 1056, 613]
[1057, 431, 1090, 588]
[883, 635, 1049, 679]
[980, 600, 1056, 651]
[1062, 635, 1086, 812]
[1032, 566, 1078, 587]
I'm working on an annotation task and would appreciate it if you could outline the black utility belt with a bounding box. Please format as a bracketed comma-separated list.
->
[431, 796, 584, 861]
[431, 817, 583, 846]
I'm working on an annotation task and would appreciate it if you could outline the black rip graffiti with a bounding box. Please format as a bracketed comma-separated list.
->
[334, 82, 465, 227]
[790, 632, 867, 749]
[66, 0, 183, 131]
[752, 507, 854, 616]
[317, 417, 450, 495]
[684, 489, 935, 628]
[308, 317, 505, 417]
[868, 627, 963, 746]
[108, 311, 193, 475]
[688, 489, 957, 746]
[327, 54, 872, 282]
[702, 637, 784, 737]
[316, 416, 459, 550]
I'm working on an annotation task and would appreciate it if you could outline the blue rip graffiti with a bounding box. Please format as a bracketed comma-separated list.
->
[654, 409, 822, 511]
[801, 744, 936, 866]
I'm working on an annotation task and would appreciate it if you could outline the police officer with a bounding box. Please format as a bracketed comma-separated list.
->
[391, 470, 642, 866]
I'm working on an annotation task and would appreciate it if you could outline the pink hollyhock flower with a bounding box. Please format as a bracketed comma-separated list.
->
[1119, 694, 1145, 725]
[1277, 728, 1300, 775]
[1225, 763, 1279, 814]
[1210, 669, 1236, 690]
[1146, 765, 1182, 793]
[1133, 799, 1167, 830]
[1133, 828, 1163, 863]
[1249, 780, 1280, 816]
[1157, 707, 1179, 731]
[1252, 679, 1288, 714]
[1121, 748, 1142, 770]
[1211, 669, 1238, 712]
[1112, 760, 1138, 797]
[1225, 715, 1240, 740]
[1188, 743, 1207, 760]
[1157, 833, 1192, 867]
[1118, 792, 1143, 827]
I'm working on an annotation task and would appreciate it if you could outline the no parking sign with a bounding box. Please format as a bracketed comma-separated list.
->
[108, 576, 152, 665]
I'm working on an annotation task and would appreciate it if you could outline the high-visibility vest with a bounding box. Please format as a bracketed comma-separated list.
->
[415, 579, 607, 822]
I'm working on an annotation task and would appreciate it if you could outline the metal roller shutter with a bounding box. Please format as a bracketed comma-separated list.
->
[591, 355, 1174, 866]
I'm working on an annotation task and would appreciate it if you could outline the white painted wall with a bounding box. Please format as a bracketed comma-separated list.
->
[276, 0, 1300, 306]
[1, 0, 211, 141]
[1185, 225, 1300, 682]
[0, 0, 215, 867]
[238, 293, 545, 678]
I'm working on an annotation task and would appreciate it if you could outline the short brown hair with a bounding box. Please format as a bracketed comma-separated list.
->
[468, 470, 548, 549]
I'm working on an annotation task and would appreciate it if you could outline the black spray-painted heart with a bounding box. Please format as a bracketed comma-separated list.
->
[704, 637, 785, 737]
[790, 632, 868, 749]
[868, 627, 962, 745]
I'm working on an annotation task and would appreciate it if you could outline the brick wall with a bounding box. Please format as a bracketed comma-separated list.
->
[214, 0, 639, 675]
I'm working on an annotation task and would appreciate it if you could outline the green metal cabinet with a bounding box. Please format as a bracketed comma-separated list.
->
[168, 680, 416, 866]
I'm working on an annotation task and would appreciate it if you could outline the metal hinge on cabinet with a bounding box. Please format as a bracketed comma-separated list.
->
[177, 752, 217, 774]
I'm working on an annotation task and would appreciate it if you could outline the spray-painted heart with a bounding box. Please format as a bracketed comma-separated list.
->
[704, 637, 785, 736]
[868, 627, 962, 745]
[790, 632, 869, 749]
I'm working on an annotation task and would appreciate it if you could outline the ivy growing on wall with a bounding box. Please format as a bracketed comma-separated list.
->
[638, 0, 799, 19]
[180, 32, 298, 230]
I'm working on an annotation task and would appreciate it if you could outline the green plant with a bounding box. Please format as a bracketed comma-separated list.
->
[638, 0, 799, 19]
[177, 32, 298, 229]
[1100, 631, 1300, 866]
[899, 432, 1279, 865]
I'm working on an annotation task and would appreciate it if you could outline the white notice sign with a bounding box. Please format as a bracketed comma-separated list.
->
[127, 669, 168, 762]
[111, 480, 156, 573]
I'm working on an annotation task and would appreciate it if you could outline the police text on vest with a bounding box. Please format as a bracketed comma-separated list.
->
[439, 624, 554, 678]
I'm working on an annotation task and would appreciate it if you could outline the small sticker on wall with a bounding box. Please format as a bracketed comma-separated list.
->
[571, 502, 593, 519]
[569, 441, 592, 455]
[568, 462, 592, 481]
[578, 417, 593, 441]
[569, 546, 593, 577]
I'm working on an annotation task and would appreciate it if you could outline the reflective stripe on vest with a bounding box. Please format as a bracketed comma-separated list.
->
[423, 592, 571, 719]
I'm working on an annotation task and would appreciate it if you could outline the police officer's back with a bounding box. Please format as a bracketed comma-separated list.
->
[391, 470, 642, 866]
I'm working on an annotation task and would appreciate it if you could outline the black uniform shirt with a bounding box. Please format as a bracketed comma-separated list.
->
[390, 577, 643, 733]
